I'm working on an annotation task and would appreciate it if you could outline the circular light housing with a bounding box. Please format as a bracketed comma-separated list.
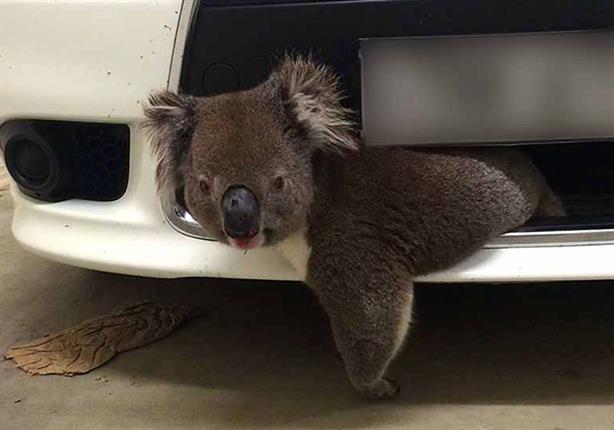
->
[4, 137, 57, 191]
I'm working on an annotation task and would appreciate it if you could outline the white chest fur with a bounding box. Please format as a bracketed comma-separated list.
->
[274, 228, 311, 281]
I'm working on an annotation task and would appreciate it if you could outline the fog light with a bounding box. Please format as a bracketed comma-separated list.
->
[6, 139, 51, 188]
[4, 137, 58, 192]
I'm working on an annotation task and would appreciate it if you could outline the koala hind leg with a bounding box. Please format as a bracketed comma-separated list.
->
[309, 257, 414, 399]
[536, 186, 566, 218]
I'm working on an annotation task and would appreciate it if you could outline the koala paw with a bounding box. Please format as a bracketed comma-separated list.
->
[357, 378, 400, 400]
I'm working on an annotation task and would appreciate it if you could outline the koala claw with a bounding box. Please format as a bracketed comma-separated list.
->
[334, 351, 345, 367]
[357, 378, 400, 400]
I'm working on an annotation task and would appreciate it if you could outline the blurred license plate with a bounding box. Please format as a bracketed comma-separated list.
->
[361, 31, 614, 146]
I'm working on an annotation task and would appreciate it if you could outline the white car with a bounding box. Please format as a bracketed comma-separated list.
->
[1, 0, 613, 282]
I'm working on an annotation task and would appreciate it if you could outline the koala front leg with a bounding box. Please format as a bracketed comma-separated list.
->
[308, 256, 414, 399]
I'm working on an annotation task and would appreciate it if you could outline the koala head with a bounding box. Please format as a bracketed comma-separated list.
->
[143, 56, 357, 249]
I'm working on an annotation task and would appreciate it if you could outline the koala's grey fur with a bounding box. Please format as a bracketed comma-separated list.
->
[143, 55, 564, 399]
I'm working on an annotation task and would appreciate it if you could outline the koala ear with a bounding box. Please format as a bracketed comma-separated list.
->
[142, 91, 198, 194]
[271, 55, 358, 153]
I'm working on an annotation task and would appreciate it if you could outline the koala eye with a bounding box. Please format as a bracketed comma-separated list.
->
[198, 177, 210, 194]
[272, 175, 286, 192]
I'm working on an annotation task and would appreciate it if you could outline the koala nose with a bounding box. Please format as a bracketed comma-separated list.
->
[222, 186, 260, 239]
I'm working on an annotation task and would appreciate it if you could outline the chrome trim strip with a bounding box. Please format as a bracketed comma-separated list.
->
[161, 188, 215, 240]
[161, 0, 214, 240]
[165, 182, 614, 247]
[167, 0, 199, 92]
[486, 228, 614, 248]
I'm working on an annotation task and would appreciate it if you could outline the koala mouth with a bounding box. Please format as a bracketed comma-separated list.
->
[228, 232, 266, 250]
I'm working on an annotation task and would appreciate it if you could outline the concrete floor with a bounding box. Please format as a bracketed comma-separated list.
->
[1, 190, 614, 430]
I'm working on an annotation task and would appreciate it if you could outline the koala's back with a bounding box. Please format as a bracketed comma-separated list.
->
[308, 147, 543, 276]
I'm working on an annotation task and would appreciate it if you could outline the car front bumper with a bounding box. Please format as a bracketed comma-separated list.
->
[2, 0, 613, 282]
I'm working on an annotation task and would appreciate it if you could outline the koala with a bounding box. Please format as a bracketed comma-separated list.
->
[143, 56, 563, 399]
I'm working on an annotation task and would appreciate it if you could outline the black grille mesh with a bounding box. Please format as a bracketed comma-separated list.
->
[73, 124, 129, 200]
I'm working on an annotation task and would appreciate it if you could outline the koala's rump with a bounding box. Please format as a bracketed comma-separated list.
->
[308, 147, 540, 276]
